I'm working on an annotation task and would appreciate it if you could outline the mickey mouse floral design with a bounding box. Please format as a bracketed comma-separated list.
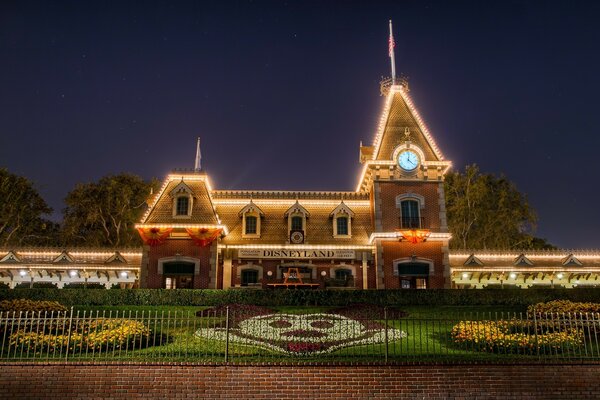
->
[196, 312, 406, 356]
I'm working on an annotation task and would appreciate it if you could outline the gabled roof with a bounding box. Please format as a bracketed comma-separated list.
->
[463, 254, 484, 266]
[0, 251, 22, 264]
[238, 200, 265, 217]
[372, 85, 445, 163]
[140, 173, 220, 226]
[105, 251, 128, 264]
[169, 181, 195, 197]
[329, 201, 355, 218]
[562, 254, 583, 266]
[514, 254, 534, 266]
[284, 201, 310, 217]
[53, 250, 75, 264]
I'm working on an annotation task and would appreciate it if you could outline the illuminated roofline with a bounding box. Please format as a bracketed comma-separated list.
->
[355, 85, 448, 192]
[140, 174, 223, 225]
[212, 199, 371, 207]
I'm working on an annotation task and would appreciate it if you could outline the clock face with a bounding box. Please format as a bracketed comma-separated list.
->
[398, 150, 419, 171]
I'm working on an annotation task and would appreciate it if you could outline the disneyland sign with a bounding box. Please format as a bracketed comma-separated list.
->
[238, 249, 356, 260]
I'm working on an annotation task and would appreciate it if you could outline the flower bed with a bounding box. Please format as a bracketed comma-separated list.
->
[0, 299, 67, 315]
[9, 319, 150, 353]
[528, 300, 600, 317]
[451, 320, 584, 353]
[195, 312, 406, 356]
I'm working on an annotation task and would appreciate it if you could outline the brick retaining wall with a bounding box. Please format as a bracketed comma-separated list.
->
[1, 363, 598, 399]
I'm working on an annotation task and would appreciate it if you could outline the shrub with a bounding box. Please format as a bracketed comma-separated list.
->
[451, 320, 584, 353]
[0, 299, 67, 314]
[527, 300, 600, 316]
[3, 288, 600, 307]
[14, 282, 58, 289]
[63, 283, 107, 289]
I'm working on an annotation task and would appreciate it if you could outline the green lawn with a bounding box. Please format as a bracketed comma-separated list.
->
[5, 304, 594, 364]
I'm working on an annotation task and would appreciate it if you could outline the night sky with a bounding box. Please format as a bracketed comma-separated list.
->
[1, 1, 599, 249]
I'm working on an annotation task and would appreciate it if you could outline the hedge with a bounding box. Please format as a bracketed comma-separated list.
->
[2, 288, 600, 307]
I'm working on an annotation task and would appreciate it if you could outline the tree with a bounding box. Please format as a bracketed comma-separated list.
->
[444, 164, 554, 250]
[0, 168, 56, 246]
[62, 174, 157, 247]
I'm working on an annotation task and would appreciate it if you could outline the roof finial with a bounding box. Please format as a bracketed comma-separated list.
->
[194, 137, 202, 171]
[388, 20, 396, 84]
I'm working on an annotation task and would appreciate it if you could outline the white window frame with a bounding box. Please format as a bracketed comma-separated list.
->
[330, 202, 354, 238]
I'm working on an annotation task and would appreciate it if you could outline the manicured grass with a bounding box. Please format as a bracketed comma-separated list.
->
[5, 304, 592, 364]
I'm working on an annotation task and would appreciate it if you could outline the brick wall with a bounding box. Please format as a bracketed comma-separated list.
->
[378, 181, 442, 232]
[381, 241, 445, 288]
[1, 363, 599, 399]
[145, 239, 213, 289]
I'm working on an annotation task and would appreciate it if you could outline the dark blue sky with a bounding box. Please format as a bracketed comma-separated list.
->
[1, 1, 599, 248]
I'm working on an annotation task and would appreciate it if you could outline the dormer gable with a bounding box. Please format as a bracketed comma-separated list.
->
[330, 201, 354, 238]
[284, 201, 310, 218]
[514, 254, 533, 266]
[169, 181, 195, 197]
[53, 250, 75, 264]
[463, 254, 484, 267]
[562, 254, 583, 267]
[329, 201, 355, 218]
[105, 251, 128, 264]
[238, 200, 265, 217]
[239, 200, 264, 238]
[0, 251, 22, 264]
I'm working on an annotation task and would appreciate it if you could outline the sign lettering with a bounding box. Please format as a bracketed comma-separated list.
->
[238, 249, 356, 259]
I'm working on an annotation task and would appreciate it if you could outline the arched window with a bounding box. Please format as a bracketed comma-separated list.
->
[239, 200, 264, 238]
[176, 196, 190, 216]
[400, 199, 420, 228]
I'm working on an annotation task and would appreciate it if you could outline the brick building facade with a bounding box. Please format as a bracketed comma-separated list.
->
[136, 80, 453, 289]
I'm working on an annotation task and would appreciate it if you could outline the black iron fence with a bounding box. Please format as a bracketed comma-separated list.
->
[1, 308, 600, 363]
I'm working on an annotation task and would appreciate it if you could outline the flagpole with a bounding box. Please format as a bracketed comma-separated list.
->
[389, 20, 396, 84]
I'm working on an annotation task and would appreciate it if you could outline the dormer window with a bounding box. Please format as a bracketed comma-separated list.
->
[176, 196, 189, 216]
[245, 215, 257, 235]
[291, 216, 303, 231]
[239, 200, 264, 238]
[336, 216, 349, 235]
[330, 201, 354, 238]
[285, 201, 309, 243]
[170, 181, 194, 218]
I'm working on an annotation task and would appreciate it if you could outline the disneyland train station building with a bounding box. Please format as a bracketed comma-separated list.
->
[2, 80, 600, 290]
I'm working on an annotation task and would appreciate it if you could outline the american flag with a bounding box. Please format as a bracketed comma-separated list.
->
[388, 30, 395, 58]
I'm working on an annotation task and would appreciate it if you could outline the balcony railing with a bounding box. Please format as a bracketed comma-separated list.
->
[399, 216, 425, 229]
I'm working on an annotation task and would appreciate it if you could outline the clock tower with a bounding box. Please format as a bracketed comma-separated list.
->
[358, 77, 452, 288]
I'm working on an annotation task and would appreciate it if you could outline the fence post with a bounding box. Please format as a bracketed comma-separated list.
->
[224, 306, 230, 363]
[65, 307, 74, 362]
[384, 307, 389, 363]
[532, 310, 540, 358]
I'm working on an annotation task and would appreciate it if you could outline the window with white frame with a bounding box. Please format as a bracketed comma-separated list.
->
[330, 201, 354, 238]
[170, 181, 194, 218]
[285, 201, 309, 243]
[176, 196, 190, 216]
[239, 200, 264, 238]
